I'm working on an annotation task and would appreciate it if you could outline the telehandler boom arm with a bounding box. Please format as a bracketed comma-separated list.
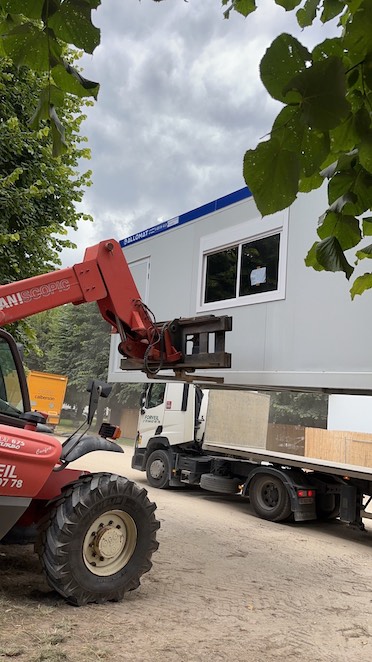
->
[0, 238, 231, 379]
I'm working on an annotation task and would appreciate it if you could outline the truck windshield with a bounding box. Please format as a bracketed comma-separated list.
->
[0, 336, 24, 416]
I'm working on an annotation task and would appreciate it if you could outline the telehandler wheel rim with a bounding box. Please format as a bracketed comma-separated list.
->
[82, 509, 137, 577]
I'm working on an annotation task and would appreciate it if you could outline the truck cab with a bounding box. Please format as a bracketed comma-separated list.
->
[132, 382, 208, 487]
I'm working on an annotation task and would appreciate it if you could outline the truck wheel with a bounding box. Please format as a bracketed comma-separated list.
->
[146, 449, 171, 489]
[200, 473, 241, 494]
[249, 474, 292, 522]
[36, 473, 160, 606]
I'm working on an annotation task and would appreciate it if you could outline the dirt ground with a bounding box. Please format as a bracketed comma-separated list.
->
[1, 447, 372, 662]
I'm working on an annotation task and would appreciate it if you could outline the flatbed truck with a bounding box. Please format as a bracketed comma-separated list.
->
[132, 383, 372, 529]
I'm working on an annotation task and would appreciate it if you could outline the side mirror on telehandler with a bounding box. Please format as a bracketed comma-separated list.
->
[86, 379, 112, 426]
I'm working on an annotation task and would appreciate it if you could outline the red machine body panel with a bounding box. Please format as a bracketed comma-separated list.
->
[0, 425, 62, 497]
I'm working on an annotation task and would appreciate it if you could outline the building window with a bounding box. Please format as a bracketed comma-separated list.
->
[205, 247, 238, 303]
[198, 212, 287, 311]
[240, 234, 280, 296]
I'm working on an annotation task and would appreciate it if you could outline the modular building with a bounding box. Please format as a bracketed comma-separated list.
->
[109, 185, 372, 391]
[109, 187, 372, 507]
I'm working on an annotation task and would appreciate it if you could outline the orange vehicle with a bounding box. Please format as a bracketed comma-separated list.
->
[0, 237, 231, 605]
[27, 370, 68, 427]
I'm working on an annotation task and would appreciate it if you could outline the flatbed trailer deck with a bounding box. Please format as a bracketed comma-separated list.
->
[196, 443, 372, 527]
[203, 443, 372, 483]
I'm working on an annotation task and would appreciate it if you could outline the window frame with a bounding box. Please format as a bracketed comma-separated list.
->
[196, 211, 288, 312]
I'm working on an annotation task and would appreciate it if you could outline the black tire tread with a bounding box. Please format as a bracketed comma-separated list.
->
[36, 473, 159, 606]
[249, 474, 292, 522]
[200, 473, 241, 494]
[146, 449, 171, 489]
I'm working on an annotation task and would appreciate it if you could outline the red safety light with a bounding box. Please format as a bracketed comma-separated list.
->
[297, 489, 315, 498]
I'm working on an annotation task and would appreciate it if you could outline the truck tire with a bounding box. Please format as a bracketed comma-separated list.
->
[146, 449, 171, 489]
[249, 474, 292, 522]
[200, 473, 241, 494]
[36, 473, 160, 606]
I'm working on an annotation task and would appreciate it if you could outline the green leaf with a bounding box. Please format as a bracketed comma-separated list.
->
[50, 105, 67, 157]
[351, 166, 372, 214]
[260, 33, 311, 103]
[233, 0, 256, 16]
[223, 0, 256, 18]
[362, 217, 372, 235]
[344, 3, 372, 63]
[271, 105, 304, 151]
[297, 0, 319, 28]
[317, 211, 361, 250]
[330, 112, 360, 152]
[363, 52, 372, 91]
[30, 84, 66, 128]
[315, 236, 354, 279]
[52, 63, 99, 98]
[2, 23, 62, 71]
[271, 104, 330, 177]
[305, 241, 326, 271]
[327, 164, 372, 217]
[274, 0, 302, 9]
[348, 68, 359, 87]
[243, 138, 300, 216]
[320, 0, 345, 23]
[300, 127, 330, 177]
[350, 273, 372, 299]
[358, 131, 372, 174]
[285, 57, 350, 130]
[356, 243, 372, 260]
[312, 37, 344, 61]
[299, 172, 324, 192]
[48, 0, 100, 53]
[328, 172, 354, 204]
[3, 0, 44, 18]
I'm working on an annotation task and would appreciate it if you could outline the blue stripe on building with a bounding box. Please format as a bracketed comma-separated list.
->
[120, 186, 252, 248]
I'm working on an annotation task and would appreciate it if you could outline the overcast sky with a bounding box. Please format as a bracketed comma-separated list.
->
[63, 0, 339, 264]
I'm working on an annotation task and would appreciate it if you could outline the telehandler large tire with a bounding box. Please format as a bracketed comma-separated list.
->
[36, 473, 159, 606]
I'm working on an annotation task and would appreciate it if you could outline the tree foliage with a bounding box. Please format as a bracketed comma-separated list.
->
[0, 0, 99, 155]
[0, 59, 92, 276]
[0, 54, 92, 347]
[221, 0, 372, 297]
[268, 391, 328, 427]
[2, 1, 372, 295]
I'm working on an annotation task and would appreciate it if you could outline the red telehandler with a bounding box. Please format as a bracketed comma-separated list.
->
[0, 238, 231, 605]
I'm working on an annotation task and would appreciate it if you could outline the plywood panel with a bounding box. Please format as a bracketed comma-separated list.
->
[347, 434, 372, 468]
[305, 428, 372, 467]
[305, 428, 347, 463]
[204, 390, 270, 448]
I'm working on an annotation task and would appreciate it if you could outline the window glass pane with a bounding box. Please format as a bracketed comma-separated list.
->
[146, 383, 166, 409]
[0, 337, 24, 414]
[204, 247, 238, 303]
[239, 234, 280, 296]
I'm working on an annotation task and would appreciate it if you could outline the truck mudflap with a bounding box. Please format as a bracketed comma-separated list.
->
[132, 447, 146, 471]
